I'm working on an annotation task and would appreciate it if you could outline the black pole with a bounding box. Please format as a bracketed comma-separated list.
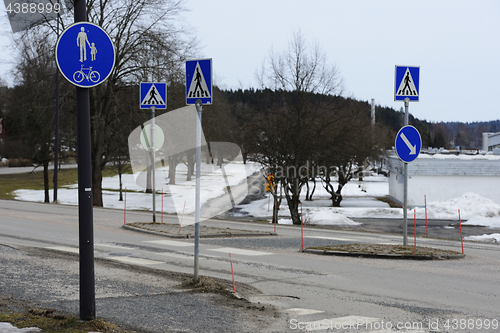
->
[53, 5, 60, 203]
[74, 0, 95, 321]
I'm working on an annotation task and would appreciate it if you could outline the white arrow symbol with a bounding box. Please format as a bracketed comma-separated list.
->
[400, 133, 417, 154]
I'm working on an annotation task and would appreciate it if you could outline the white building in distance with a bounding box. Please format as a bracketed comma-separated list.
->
[388, 151, 500, 207]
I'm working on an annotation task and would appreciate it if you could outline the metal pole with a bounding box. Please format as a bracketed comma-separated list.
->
[403, 98, 409, 246]
[194, 100, 202, 283]
[75, 0, 95, 321]
[53, 4, 60, 203]
[151, 107, 156, 223]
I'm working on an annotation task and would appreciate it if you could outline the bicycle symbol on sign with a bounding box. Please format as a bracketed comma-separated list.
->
[73, 65, 101, 83]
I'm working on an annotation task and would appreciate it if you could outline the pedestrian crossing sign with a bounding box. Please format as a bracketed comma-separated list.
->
[394, 66, 420, 102]
[186, 58, 212, 105]
[140, 82, 167, 109]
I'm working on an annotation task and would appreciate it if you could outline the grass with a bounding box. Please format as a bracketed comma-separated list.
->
[307, 243, 463, 257]
[0, 166, 131, 200]
[0, 309, 132, 333]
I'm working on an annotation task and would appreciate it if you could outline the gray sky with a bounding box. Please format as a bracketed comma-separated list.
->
[181, 0, 500, 123]
[1, 0, 499, 123]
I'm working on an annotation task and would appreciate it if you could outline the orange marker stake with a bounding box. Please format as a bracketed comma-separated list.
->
[123, 187, 127, 225]
[414, 209, 417, 255]
[229, 253, 236, 293]
[458, 209, 464, 254]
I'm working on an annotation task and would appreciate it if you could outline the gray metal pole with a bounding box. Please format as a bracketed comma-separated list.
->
[403, 98, 410, 246]
[151, 107, 156, 223]
[75, 0, 95, 321]
[194, 100, 202, 282]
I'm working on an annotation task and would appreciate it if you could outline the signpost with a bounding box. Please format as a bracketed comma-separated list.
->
[140, 82, 167, 223]
[394, 65, 420, 246]
[186, 58, 212, 283]
[55, 4, 115, 320]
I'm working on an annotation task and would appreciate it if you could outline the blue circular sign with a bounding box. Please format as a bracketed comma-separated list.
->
[56, 22, 115, 88]
[395, 125, 422, 163]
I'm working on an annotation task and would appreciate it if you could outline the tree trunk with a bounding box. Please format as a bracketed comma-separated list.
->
[331, 185, 343, 207]
[186, 152, 194, 181]
[92, 160, 104, 206]
[119, 172, 123, 201]
[285, 180, 301, 225]
[145, 165, 152, 193]
[168, 156, 177, 185]
[43, 160, 49, 203]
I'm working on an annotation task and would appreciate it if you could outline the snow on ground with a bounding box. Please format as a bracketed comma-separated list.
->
[11, 166, 500, 235]
[465, 233, 500, 243]
[413, 192, 500, 220]
[0, 323, 40, 332]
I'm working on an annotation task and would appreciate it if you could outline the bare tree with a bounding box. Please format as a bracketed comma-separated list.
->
[247, 31, 344, 224]
[81, 0, 199, 206]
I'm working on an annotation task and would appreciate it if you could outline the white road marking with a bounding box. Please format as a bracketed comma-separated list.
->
[157, 252, 204, 260]
[107, 256, 163, 266]
[96, 244, 133, 250]
[304, 236, 355, 242]
[144, 240, 193, 247]
[208, 247, 271, 256]
[299, 316, 380, 331]
[286, 308, 324, 315]
[46, 246, 80, 254]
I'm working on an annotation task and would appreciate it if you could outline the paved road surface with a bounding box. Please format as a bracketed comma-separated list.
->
[1, 200, 499, 332]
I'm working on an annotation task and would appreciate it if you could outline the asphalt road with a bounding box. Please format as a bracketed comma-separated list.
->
[1, 199, 500, 332]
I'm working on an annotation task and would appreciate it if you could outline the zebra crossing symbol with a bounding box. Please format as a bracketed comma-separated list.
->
[394, 66, 420, 102]
[140, 83, 167, 109]
[186, 59, 212, 105]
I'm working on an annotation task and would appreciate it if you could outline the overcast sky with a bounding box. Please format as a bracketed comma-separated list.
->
[1, 0, 499, 123]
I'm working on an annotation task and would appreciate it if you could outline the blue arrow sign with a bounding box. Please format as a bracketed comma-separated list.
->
[395, 66, 420, 102]
[395, 125, 422, 163]
[140, 83, 167, 109]
[186, 58, 212, 105]
[56, 22, 115, 88]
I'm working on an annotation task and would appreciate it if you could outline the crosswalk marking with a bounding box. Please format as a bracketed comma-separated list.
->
[46, 246, 80, 254]
[157, 252, 204, 260]
[300, 316, 380, 331]
[208, 247, 271, 256]
[286, 308, 324, 315]
[107, 256, 163, 266]
[96, 244, 133, 250]
[144, 240, 193, 247]
[304, 236, 355, 242]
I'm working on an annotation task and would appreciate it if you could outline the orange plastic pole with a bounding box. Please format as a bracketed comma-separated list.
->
[458, 209, 464, 254]
[301, 202, 304, 250]
[123, 187, 127, 225]
[425, 195, 428, 237]
[414, 209, 417, 255]
[229, 253, 236, 293]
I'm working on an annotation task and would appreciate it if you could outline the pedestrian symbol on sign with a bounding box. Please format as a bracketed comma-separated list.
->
[394, 66, 419, 101]
[140, 83, 167, 109]
[397, 69, 418, 96]
[187, 62, 211, 99]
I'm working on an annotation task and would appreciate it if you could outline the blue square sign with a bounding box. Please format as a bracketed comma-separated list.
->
[140, 83, 167, 109]
[186, 59, 212, 105]
[395, 66, 420, 102]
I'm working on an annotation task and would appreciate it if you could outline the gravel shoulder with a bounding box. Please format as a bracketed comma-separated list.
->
[0, 244, 281, 333]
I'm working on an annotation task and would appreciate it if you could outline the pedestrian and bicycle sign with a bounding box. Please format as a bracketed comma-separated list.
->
[395, 125, 422, 163]
[140, 83, 167, 109]
[56, 22, 115, 88]
[186, 58, 212, 105]
[394, 66, 420, 102]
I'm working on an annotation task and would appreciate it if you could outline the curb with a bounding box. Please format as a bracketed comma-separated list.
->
[301, 249, 465, 260]
[122, 225, 277, 239]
